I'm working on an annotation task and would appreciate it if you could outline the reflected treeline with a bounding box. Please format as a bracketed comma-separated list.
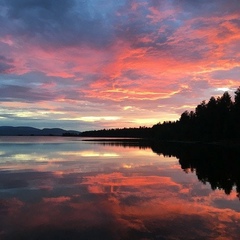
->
[96, 140, 240, 198]
[87, 139, 152, 149]
[151, 142, 240, 198]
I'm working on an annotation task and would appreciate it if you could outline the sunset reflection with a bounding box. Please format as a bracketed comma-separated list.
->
[0, 137, 239, 239]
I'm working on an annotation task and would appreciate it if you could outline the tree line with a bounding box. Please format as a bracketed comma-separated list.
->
[153, 87, 240, 141]
[81, 87, 240, 141]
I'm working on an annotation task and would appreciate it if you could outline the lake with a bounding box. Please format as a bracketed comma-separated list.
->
[0, 136, 239, 239]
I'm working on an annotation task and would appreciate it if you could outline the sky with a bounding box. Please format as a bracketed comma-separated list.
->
[0, 0, 240, 131]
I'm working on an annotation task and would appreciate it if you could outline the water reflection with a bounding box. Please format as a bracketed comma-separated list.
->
[100, 140, 240, 198]
[0, 137, 240, 239]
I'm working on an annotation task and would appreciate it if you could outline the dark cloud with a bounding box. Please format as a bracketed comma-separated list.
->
[230, 19, 240, 28]
[176, 0, 240, 18]
[0, 0, 118, 49]
[121, 70, 148, 80]
[189, 80, 210, 90]
[0, 55, 14, 73]
[213, 198, 240, 212]
[1, 0, 239, 55]
[0, 170, 54, 190]
[211, 67, 240, 81]
[0, 62, 14, 73]
[4, 0, 74, 19]
[0, 84, 56, 102]
[0, 55, 13, 63]
[120, 194, 154, 206]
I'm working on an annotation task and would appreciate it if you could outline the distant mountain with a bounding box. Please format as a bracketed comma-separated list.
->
[0, 126, 80, 136]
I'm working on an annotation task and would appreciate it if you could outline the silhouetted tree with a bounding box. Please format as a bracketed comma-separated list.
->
[81, 87, 240, 141]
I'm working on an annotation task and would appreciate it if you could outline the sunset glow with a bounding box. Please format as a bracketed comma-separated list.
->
[0, 0, 240, 130]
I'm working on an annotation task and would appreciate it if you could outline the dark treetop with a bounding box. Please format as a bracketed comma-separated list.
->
[81, 87, 240, 142]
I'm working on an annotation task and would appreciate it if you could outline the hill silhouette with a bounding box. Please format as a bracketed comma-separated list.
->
[0, 126, 80, 136]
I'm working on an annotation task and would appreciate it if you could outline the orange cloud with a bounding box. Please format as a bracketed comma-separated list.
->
[1, 0, 240, 129]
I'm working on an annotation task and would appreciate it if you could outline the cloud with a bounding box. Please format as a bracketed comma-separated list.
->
[211, 67, 240, 81]
[0, 0, 240, 128]
[0, 84, 56, 102]
[0, 55, 14, 73]
[0, 0, 120, 49]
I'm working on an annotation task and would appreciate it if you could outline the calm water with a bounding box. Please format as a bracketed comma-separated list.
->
[0, 136, 239, 240]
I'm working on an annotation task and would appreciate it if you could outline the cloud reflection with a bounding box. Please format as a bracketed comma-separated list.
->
[0, 138, 240, 239]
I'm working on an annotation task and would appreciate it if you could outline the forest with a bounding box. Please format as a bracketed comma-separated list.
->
[81, 87, 240, 141]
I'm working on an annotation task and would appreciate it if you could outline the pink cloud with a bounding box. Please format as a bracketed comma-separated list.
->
[1, 0, 240, 128]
